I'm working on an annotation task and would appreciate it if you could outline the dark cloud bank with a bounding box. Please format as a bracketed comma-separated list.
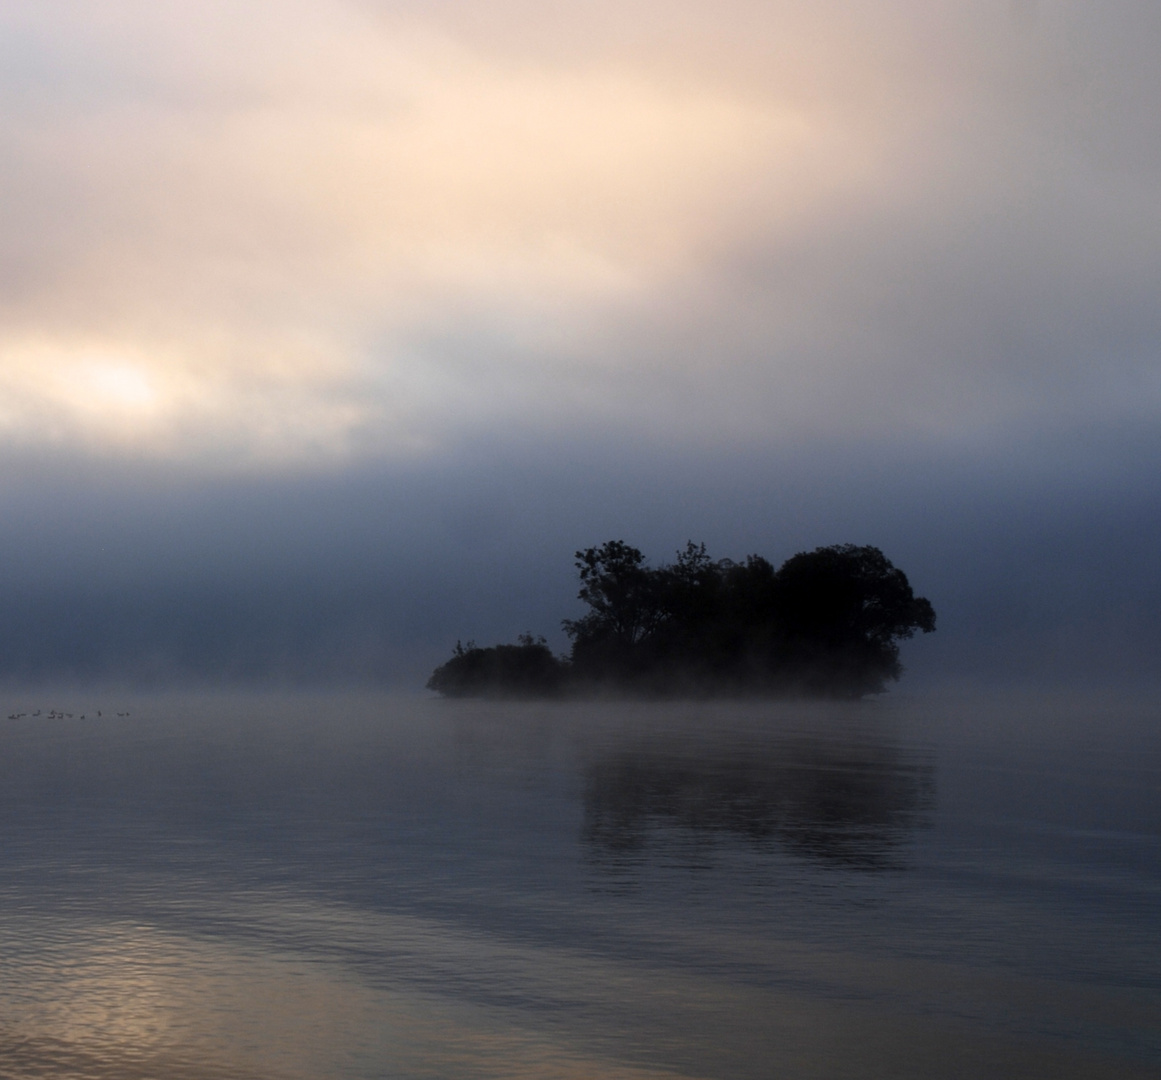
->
[1, 418, 1159, 691]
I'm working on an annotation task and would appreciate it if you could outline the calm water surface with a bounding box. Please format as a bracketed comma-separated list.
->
[0, 692, 1157, 1079]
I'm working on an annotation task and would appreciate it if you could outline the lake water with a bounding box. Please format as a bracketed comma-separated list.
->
[0, 691, 1157, 1079]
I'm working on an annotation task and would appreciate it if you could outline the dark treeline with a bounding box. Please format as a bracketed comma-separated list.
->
[427, 541, 936, 699]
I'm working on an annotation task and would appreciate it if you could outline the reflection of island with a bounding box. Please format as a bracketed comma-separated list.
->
[582, 735, 934, 869]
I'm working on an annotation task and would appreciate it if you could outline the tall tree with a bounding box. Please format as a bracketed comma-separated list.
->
[769, 544, 936, 696]
[563, 541, 666, 679]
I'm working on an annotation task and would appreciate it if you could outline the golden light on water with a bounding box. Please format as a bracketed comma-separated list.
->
[0, 911, 703, 1080]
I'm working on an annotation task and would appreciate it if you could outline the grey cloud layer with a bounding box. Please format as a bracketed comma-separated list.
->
[1, 424, 1158, 687]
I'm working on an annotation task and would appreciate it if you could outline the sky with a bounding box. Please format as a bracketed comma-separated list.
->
[1, 0, 1160, 686]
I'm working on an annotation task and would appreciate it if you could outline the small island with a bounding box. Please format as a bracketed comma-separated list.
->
[427, 541, 936, 699]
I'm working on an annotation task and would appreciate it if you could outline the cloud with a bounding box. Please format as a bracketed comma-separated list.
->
[0, 0, 794, 461]
[0, 1, 1159, 465]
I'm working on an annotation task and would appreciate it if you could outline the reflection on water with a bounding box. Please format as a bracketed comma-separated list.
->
[582, 734, 934, 869]
[0, 693, 1157, 1079]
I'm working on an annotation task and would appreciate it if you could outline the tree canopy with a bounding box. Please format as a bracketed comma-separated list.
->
[425, 634, 564, 699]
[427, 541, 935, 699]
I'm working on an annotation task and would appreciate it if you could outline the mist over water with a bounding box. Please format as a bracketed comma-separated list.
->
[0, 691, 1156, 1078]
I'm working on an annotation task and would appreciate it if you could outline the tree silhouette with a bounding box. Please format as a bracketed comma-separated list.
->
[769, 545, 936, 696]
[563, 541, 667, 683]
[425, 634, 565, 698]
[427, 541, 935, 698]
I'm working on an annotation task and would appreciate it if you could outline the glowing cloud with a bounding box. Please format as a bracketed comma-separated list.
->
[0, 1, 1159, 465]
